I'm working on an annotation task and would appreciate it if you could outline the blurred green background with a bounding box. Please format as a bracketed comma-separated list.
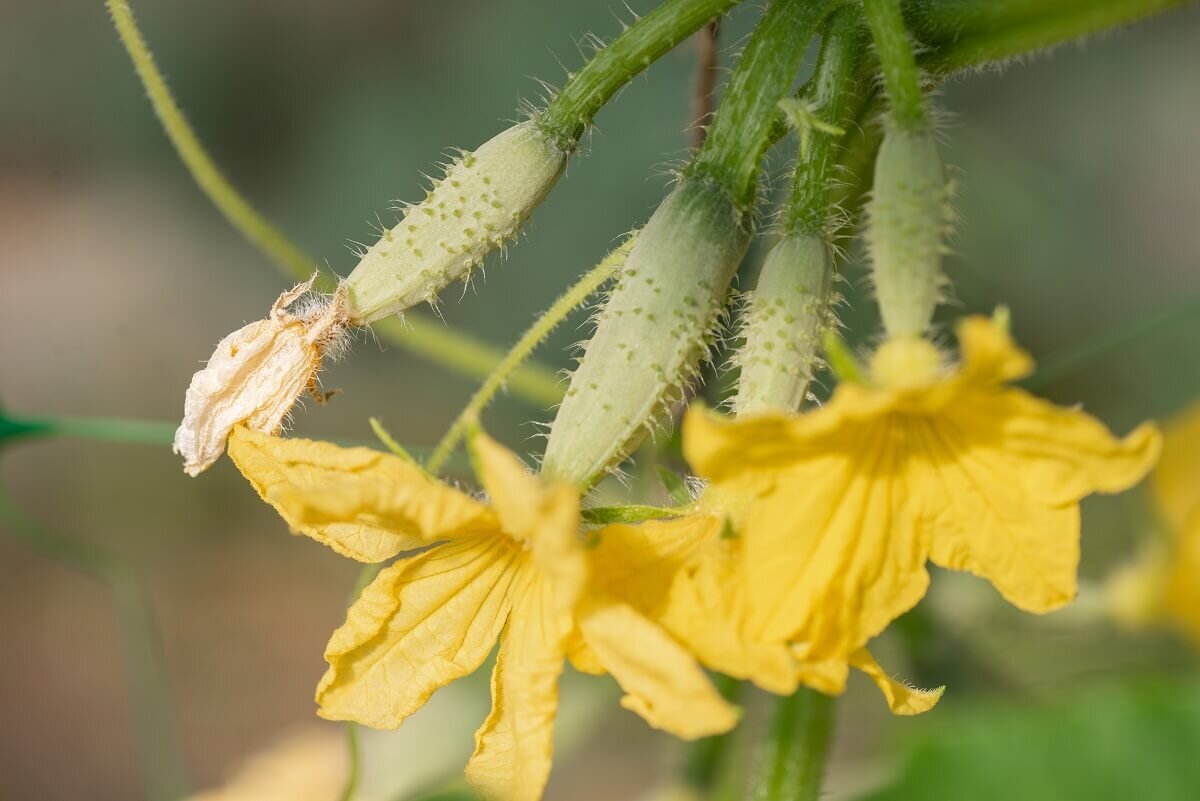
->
[1, 1, 1198, 799]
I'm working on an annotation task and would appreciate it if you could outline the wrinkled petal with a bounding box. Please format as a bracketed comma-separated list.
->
[316, 537, 520, 727]
[174, 279, 347, 476]
[467, 576, 568, 801]
[1155, 401, 1200, 531]
[915, 418, 1083, 612]
[741, 421, 930, 662]
[588, 513, 720, 615]
[229, 426, 496, 562]
[793, 655, 850, 696]
[579, 599, 739, 740]
[949, 390, 1160, 507]
[660, 539, 799, 695]
[848, 649, 943, 715]
[470, 433, 585, 608]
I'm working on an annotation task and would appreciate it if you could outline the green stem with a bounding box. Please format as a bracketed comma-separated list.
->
[0, 484, 190, 801]
[906, 0, 1197, 73]
[864, 0, 927, 131]
[427, 236, 630, 474]
[104, 0, 559, 408]
[538, 0, 746, 148]
[337, 721, 361, 801]
[681, 673, 743, 792]
[689, 0, 842, 207]
[752, 687, 835, 801]
[4, 414, 176, 446]
[784, 6, 865, 235]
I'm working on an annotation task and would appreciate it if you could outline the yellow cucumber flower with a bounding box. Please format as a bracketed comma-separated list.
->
[584, 507, 943, 715]
[684, 315, 1161, 666]
[1108, 401, 1200, 645]
[227, 426, 736, 801]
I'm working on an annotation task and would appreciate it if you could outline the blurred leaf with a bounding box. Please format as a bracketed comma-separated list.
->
[858, 680, 1200, 801]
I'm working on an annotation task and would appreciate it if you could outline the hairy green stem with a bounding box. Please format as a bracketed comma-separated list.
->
[539, 0, 747, 147]
[689, 0, 842, 207]
[864, 0, 927, 130]
[907, 0, 1197, 73]
[427, 236, 632, 474]
[0, 485, 190, 801]
[785, 6, 864, 235]
[752, 687, 835, 801]
[104, 0, 559, 407]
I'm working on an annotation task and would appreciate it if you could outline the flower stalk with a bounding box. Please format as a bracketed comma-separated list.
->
[538, 0, 747, 149]
[752, 687, 835, 801]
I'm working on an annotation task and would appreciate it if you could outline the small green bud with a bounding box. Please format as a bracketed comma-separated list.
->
[866, 125, 950, 338]
[541, 178, 750, 486]
[734, 233, 833, 415]
[344, 120, 567, 323]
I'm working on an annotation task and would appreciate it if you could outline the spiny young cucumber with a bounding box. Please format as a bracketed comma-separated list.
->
[866, 125, 951, 338]
[734, 232, 834, 415]
[541, 178, 750, 486]
[344, 120, 567, 324]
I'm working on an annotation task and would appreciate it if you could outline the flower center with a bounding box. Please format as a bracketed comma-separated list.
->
[869, 337, 944, 390]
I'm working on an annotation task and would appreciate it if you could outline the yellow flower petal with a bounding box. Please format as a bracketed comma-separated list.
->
[229, 427, 496, 562]
[588, 514, 720, 616]
[954, 315, 1033, 384]
[914, 418, 1085, 612]
[848, 649, 943, 716]
[793, 656, 850, 696]
[684, 409, 805, 485]
[949, 390, 1160, 507]
[1155, 401, 1200, 531]
[467, 576, 568, 801]
[741, 425, 931, 660]
[470, 433, 585, 608]
[578, 599, 739, 740]
[316, 537, 520, 728]
[660, 539, 800, 695]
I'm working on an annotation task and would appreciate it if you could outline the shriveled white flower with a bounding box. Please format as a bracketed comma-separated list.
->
[174, 277, 349, 476]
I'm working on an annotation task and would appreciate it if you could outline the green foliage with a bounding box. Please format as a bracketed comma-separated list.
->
[859, 681, 1200, 801]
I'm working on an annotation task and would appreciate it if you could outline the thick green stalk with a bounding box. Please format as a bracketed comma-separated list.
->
[539, 0, 746, 148]
[681, 674, 743, 792]
[907, 0, 1196, 73]
[105, 0, 559, 407]
[785, 6, 864, 235]
[863, 0, 927, 131]
[689, 0, 842, 207]
[752, 687, 835, 801]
